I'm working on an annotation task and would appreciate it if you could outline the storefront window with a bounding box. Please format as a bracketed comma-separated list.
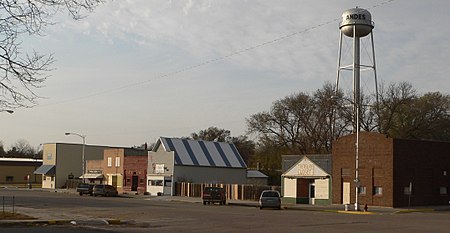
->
[149, 180, 163, 186]
[164, 179, 172, 187]
[440, 187, 448, 195]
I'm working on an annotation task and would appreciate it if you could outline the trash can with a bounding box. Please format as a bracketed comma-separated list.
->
[344, 204, 349, 211]
[27, 183, 32, 189]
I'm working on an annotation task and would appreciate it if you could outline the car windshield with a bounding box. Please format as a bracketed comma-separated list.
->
[262, 191, 279, 197]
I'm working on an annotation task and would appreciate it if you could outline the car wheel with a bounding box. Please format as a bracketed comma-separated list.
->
[203, 201, 206, 205]
[260, 206, 263, 210]
[79, 192, 82, 196]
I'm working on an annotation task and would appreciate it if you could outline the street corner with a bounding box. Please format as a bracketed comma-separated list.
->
[336, 210, 376, 215]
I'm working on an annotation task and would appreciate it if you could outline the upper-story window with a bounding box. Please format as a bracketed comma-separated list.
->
[115, 157, 120, 167]
[47, 153, 52, 160]
[107, 157, 112, 167]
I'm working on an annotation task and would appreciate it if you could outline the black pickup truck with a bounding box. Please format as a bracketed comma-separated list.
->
[76, 183, 94, 196]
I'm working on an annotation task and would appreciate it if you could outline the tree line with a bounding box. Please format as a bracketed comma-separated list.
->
[186, 81, 449, 184]
[2, 81, 449, 185]
[0, 139, 42, 159]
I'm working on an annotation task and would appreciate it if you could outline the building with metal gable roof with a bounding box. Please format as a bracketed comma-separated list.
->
[147, 137, 247, 196]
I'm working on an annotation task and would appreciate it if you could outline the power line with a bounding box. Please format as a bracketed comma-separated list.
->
[41, 0, 395, 107]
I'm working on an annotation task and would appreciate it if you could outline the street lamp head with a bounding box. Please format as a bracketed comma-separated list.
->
[1, 109, 14, 114]
[65, 132, 71, 136]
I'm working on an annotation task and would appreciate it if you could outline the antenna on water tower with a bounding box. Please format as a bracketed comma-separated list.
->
[336, 7, 378, 212]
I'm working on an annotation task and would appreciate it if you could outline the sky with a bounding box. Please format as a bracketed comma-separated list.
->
[1, 0, 449, 150]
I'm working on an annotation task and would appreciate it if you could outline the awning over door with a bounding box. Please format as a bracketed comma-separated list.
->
[79, 174, 104, 179]
[34, 165, 56, 175]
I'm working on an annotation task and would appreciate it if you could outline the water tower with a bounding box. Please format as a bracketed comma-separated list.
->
[335, 7, 378, 211]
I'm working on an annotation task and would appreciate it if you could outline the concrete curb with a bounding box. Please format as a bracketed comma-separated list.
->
[0, 219, 71, 226]
[0, 219, 122, 227]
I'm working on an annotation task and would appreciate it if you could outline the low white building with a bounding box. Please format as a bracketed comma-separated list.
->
[147, 137, 247, 196]
[282, 155, 332, 205]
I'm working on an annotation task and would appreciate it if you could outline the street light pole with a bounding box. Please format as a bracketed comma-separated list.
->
[353, 24, 361, 212]
[65, 132, 86, 183]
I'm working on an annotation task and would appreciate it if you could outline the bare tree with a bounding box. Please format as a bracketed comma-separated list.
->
[0, 0, 102, 109]
[190, 126, 231, 142]
[376, 81, 417, 135]
[0, 140, 6, 157]
[7, 139, 36, 158]
[247, 83, 345, 155]
[376, 83, 450, 140]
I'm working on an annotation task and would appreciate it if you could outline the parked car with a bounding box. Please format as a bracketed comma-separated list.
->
[92, 184, 118, 197]
[202, 187, 226, 205]
[259, 190, 281, 210]
[76, 183, 94, 196]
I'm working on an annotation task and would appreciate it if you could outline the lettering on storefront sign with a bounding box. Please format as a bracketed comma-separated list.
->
[88, 169, 102, 174]
[298, 164, 314, 176]
[155, 164, 165, 174]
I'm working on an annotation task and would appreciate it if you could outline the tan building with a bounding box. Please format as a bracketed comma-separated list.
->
[35, 143, 109, 189]
[0, 158, 42, 185]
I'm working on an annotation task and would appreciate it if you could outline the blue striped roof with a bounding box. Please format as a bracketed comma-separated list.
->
[157, 137, 247, 168]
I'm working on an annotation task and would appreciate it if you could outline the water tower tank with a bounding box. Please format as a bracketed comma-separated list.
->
[340, 8, 373, 37]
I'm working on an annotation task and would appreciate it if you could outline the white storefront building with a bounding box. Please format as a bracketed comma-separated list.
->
[282, 156, 332, 205]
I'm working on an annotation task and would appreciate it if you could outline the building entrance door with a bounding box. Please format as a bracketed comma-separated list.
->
[132, 175, 138, 191]
[112, 175, 117, 187]
[343, 182, 351, 204]
[309, 183, 315, 204]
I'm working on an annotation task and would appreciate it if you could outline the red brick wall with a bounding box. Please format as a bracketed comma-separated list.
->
[333, 132, 450, 207]
[123, 155, 148, 194]
[332, 132, 394, 207]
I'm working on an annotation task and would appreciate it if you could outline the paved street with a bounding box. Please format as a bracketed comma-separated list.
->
[1, 188, 450, 232]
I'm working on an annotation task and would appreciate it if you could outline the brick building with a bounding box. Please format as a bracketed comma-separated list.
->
[332, 132, 450, 207]
[85, 148, 148, 194]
